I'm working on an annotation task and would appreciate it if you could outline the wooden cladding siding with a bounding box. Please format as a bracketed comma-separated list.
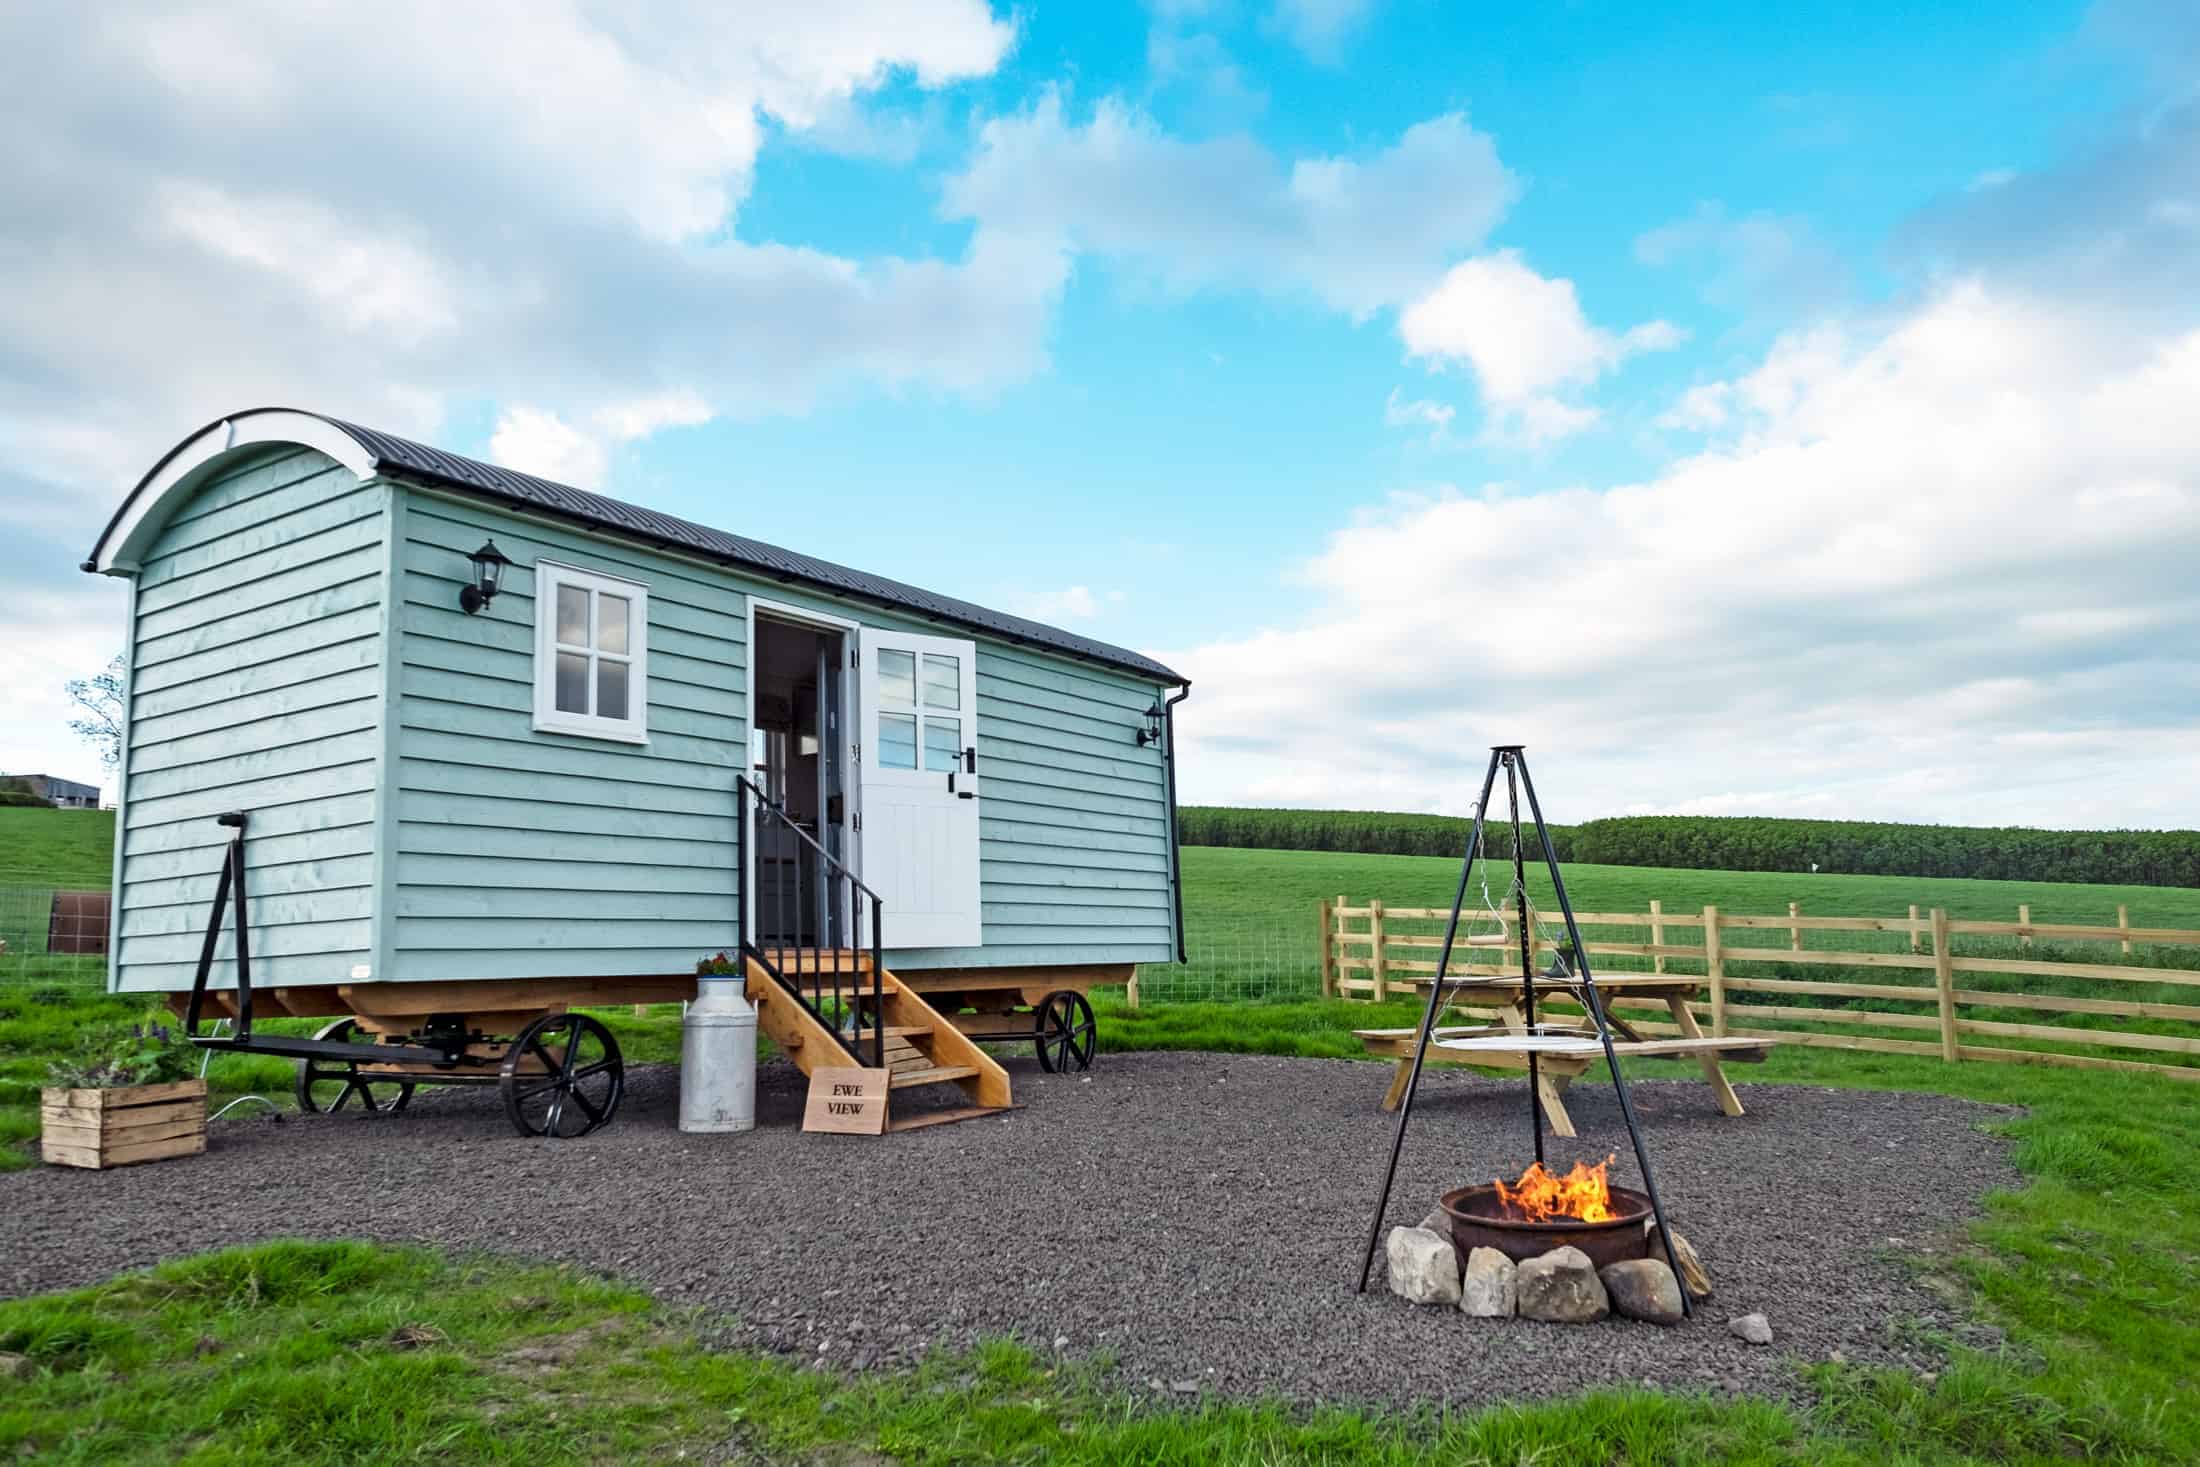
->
[905, 651, 1175, 969]
[727, 578, 1177, 974]
[115, 447, 385, 992]
[387, 489, 1174, 981]
[388, 491, 747, 981]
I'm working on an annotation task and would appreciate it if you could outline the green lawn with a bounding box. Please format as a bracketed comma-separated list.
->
[5, 815, 2200, 1458]
[0, 807, 113, 886]
[3, 996, 2195, 1462]
[1181, 843, 2200, 951]
[1151, 849, 2200, 1071]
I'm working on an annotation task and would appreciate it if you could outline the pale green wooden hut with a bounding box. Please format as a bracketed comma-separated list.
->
[84, 409, 1189, 1128]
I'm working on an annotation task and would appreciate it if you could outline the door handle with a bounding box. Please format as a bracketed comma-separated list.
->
[951, 747, 977, 799]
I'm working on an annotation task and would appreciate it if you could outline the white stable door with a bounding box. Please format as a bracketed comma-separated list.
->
[857, 628, 982, 949]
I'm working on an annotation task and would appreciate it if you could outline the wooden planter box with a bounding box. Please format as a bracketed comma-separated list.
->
[41, 1078, 207, 1169]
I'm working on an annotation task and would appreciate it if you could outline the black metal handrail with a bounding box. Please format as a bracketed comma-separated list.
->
[735, 774, 886, 1069]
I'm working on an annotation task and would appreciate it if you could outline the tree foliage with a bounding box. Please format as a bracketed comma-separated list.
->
[1178, 807, 1575, 862]
[65, 653, 126, 773]
[1179, 807, 2200, 887]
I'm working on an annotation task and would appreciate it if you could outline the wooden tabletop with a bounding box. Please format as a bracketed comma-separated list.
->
[1409, 973, 1706, 997]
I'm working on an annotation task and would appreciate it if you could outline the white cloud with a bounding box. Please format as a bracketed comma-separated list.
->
[591, 390, 717, 444]
[1145, 22, 1268, 128]
[157, 182, 462, 345]
[490, 408, 611, 489]
[1010, 586, 1106, 621]
[1266, 0, 1376, 62]
[0, 2, 1036, 540]
[1399, 251, 1683, 442]
[0, 1, 1033, 784]
[944, 95, 1516, 315]
[1656, 381, 1732, 432]
[1165, 281, 2200, 825]
[1382, 387, 1455, 442]
[1634, 202, 1849, 320]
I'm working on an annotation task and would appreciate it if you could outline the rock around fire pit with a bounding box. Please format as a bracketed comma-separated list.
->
[1389, 1156, 1713, 1326]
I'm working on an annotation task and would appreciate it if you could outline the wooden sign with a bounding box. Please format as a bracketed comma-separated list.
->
[802, 1067, 888, 1135]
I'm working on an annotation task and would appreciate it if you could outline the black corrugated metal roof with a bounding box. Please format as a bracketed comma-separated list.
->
[321, 416, 1184, 684]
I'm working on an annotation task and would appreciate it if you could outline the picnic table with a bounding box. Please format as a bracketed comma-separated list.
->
[1352, 974, 1774, 1137]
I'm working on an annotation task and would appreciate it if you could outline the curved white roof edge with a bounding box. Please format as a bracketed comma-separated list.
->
[84, 409, 378, 575]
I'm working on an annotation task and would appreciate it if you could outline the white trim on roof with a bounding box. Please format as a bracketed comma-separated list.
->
[87, 409, 378, 575]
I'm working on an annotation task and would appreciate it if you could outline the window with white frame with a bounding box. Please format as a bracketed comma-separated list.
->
[532, 561, 648, 742]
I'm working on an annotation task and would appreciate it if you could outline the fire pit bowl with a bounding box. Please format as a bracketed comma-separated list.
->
[1438, 1182, 1656, 1270]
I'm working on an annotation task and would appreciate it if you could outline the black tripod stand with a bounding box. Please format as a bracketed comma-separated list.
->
[1353, 745, 1692, 1315]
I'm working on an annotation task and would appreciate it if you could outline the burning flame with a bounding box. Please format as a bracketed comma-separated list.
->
[1494, 1154, 1616, 1223]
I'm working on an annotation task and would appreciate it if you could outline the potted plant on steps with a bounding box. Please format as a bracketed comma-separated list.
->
[41, 1018, 206, 1169]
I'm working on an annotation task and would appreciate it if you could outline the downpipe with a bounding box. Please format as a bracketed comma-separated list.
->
[1164, 682, 1192, 962]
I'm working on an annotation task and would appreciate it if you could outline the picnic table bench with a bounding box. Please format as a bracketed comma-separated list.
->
[1352, 974, 1774, 1137]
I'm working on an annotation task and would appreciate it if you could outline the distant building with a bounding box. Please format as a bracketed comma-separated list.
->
[15, 775, 101, 808]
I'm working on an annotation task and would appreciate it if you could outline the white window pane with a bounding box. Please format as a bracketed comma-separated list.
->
[922, 654, 960, 710]
[555, 651, 590, 714]
[878, 648, 915, 707]
[878, 712, 917, 768]
[924, 715, 961, 772]
[598, 594, 629, 653]
[556, 585, 588, 646]
[597, 658, 628, 721]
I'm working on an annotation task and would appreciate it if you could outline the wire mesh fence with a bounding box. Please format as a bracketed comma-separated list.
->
[0, 883, 110, 988]
[1131, 922, 1325, 1004]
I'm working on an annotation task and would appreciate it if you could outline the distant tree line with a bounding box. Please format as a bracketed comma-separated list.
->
[1177, 807, 1577, 863]
[1177, 807, 2200, 887]
[0, 776, 49, 808]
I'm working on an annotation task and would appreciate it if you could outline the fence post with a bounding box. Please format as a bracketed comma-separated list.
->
[1127, 966, 1141, 1010]
[1369, 899, 1388, 1003]
[1909, 904, 1921, 954]
[1931, 907, 1958, 1062]
[1703, 904, 1725, 1036]
[1649, 898, 1666, 975]
[2118, 903, 2131, 957]
[1789, 901, 1802, 952]
[2018, 903, 2031, 951]
[1317, 898, 1335, 999]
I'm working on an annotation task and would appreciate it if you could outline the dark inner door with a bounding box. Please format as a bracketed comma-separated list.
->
[750, 616, 847, 948]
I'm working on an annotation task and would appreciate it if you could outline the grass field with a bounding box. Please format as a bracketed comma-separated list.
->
[2, 996, 2195, 1463]
[1161, 843, 2200, 1006]
[5, 805, 2200, 1456]
[0, 807, 112, 887]
[1181, 843, 2200, 952]
[0, 809, 114, 990]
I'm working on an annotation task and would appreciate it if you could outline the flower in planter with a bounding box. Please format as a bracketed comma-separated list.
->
[696, 951, 741, 977]
[49, 1014, 199, 1089]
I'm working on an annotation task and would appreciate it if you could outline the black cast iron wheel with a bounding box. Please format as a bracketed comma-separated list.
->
[296, 1018, 417, 1115]
[500, 1012, 624, 1138]
[1034, 989, 1096, 1073]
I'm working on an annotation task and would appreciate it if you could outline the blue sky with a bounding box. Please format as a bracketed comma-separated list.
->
[3, 0, 2196, 824]
[584, 0, 2131, 649]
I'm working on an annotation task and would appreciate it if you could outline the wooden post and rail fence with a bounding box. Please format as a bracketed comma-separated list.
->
[1315, 896, 2195, 1082]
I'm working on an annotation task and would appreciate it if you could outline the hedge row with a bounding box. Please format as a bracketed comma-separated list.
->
[1177, 807, 1575, 862]
[1179, 808, 2200, 887]
[1566, 815, 2200, 887]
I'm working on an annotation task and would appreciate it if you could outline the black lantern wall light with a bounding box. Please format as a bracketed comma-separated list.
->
[458, 540, 512, 614]
[1135, 699, 1165, 746]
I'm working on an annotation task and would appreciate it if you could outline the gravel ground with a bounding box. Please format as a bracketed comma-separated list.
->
[1, 1053, 2020, 1408]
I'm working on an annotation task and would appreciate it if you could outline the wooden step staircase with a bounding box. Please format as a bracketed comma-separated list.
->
[743, 951, 1012, 1130]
